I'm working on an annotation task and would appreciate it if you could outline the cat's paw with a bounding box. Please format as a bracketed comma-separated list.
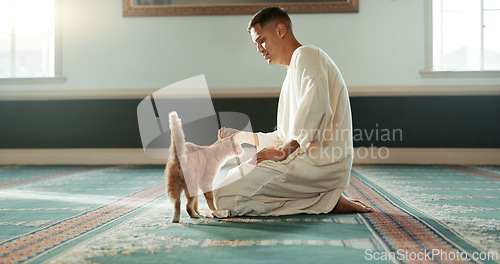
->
[218, 127, 240, 140]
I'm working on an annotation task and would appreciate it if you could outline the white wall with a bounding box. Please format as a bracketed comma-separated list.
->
[2, 0, 500, 92]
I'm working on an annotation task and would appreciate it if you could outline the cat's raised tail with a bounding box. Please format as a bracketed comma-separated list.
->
[168, 111, 187, 159]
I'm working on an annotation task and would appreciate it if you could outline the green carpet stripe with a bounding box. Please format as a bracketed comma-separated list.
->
[0, 166, 110, 189]
[441, 165, 500, 180]
[469, 166, 500, 177]
[0, 183, 165, 264]
[351, 170, 492, 264]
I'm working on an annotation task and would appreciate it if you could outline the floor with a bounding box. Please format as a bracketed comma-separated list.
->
[0, 164, 498, 264]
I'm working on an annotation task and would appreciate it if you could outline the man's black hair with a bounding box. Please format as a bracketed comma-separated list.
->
[247, 7, 292, 32]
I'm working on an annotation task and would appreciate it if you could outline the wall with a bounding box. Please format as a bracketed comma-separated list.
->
[1, 0, 499, 93]
[0, 0, 499, 158]
[1, 96, 499, 149]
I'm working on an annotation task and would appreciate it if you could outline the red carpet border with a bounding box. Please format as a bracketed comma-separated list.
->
[347, 174, 480, 264]
[0, 184, 165, 264]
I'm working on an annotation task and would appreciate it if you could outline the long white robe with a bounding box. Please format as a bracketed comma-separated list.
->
[213, 45, 353, 217]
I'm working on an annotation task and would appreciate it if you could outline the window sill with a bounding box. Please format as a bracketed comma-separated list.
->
[420, 70, 500, 78]
[0, 76, 67, 84]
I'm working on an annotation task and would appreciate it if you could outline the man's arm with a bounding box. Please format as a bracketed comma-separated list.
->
[289, 48, 333, 150]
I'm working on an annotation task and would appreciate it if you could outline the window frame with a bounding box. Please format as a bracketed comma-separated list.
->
[420, 0, 500, 78]
[0, 0, 66, 84]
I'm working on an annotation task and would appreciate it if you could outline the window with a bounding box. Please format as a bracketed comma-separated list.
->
[432, 0, 500, 71]
[0, 0, 57, 78]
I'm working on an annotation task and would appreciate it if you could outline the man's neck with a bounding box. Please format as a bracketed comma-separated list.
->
[283, 40, 302, 68]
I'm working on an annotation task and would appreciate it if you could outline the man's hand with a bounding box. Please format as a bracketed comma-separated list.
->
[249, 140, 300, 165]
[218, 127, 259, 147]
[249, 148, 287, 165]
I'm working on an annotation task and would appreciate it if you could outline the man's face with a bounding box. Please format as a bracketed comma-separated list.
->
[250, 23, 281, 65]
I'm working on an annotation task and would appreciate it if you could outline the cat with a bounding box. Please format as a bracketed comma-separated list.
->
[165, 111, 244, 223]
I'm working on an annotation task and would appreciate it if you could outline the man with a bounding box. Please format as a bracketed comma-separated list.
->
[214, 7, 373, 217]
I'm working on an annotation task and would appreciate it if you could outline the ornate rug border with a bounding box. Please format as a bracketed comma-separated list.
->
[350, 170, 490, 264]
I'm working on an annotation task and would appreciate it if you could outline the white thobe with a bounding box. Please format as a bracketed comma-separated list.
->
[214, 45, 353, 217]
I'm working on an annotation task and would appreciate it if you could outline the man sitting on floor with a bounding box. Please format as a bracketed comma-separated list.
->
[215, 7, 373, 217]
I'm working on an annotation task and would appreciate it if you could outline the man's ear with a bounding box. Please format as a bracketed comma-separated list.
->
[276, 23, 287, 38]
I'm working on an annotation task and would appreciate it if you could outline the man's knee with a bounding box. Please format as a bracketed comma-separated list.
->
[213, 188, 234, 211]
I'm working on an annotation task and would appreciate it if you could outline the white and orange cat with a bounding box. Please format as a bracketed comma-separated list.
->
[165, 111, 244, 223]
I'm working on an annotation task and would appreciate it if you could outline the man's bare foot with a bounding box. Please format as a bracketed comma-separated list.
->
[330, 194, 374, 213]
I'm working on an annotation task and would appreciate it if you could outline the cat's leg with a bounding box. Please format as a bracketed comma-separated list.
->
[166, 166, 183, 223]
[169, 191, 182, 223]
[185, 191, 199, 219]
[194, 196, 199, 214]
[203, 191, 216, 210]
[200, 169, 216, 211]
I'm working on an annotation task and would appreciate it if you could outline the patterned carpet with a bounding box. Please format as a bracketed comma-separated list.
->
[0, 165, 498, 264]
